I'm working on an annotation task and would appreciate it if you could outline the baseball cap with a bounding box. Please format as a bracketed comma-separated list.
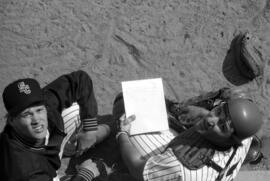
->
[2, 78, 44, 117]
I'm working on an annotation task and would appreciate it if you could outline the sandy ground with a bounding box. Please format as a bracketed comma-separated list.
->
[1, 0, 270, 178]
[235, 171, 270, 181]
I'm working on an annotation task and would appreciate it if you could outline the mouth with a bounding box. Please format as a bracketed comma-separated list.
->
[32, 125, 45, 133]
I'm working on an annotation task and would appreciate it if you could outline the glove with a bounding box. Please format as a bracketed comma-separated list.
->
[234, 32, 265, 80]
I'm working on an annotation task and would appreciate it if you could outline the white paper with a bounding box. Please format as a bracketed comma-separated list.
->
[121, 78, 169, 135]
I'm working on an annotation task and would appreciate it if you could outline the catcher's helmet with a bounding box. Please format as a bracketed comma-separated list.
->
[227, 98, 263, 140]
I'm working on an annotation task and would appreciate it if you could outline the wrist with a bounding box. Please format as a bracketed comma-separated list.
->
[116, 131, 129, 141]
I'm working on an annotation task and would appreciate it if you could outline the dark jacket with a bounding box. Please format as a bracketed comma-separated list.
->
[0, 70, 97, 181]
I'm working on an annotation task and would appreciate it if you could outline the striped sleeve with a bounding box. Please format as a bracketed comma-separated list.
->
[143, 148, 182, 181]
[82, 118, 98, 131]
[76, 167, 95, 181]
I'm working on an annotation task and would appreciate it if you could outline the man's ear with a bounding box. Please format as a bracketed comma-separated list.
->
[7, 116, 16, 127]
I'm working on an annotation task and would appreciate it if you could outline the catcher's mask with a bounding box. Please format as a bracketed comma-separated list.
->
[212, 102, 233, 134]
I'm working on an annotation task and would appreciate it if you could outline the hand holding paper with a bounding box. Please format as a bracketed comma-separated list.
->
[121, 78, 169, 135]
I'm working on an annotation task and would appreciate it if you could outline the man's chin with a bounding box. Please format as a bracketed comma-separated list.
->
[33, 129, 48, 140]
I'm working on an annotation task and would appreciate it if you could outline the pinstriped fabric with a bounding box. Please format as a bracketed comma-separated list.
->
[53, 175, 61, 181]
[142, 136, 252, 181]
[129, 130, 176, 159]
[143, 148, 182, 181]
[128, 130, 180, 180]
[61, 102, 81, 134]
[59, 102, 81, 159]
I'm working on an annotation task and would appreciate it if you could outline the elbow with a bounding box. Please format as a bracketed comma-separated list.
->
[73, 70, 93, 83]
[129, 168, 144, 181]
[126, 159, 145, 181]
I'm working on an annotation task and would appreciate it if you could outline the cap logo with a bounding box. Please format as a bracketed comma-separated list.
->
[18, 81, 31, 94]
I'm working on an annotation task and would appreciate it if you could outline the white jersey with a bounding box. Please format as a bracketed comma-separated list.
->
[54, 102, 81, 180]
[129, 130, 252, 181]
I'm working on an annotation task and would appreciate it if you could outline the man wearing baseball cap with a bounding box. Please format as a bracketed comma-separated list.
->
[0, 70, 111, 181]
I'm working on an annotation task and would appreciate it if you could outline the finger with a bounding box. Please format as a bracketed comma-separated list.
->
[120, 114, 126, 121]
[124, 115, 136, 124]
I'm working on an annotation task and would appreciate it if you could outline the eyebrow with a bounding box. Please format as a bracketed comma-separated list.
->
[20, 106, 45, 115]
[21, 109, 31, 115]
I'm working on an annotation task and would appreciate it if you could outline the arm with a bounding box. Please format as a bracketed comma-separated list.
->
[118, 131, 182, 181]
[178, 88, 225, 110]
[116, 115, 147, 181]
[69, 159, 100, 181]
[43, 70, 101, 152]
[177, 87, 250, 109]
[43, 70, 98, 125]
[118, 132, 146, 181]
[28, 171, 94, 181]
[166, 87, 246, 131]
[28, 159, 99, 181]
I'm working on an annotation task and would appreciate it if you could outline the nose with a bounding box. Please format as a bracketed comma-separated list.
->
[31, 113, 41, 125]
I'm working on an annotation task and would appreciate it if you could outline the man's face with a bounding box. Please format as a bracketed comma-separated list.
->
[12, 105, 48, 140]
[196, 103, 234, 146]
